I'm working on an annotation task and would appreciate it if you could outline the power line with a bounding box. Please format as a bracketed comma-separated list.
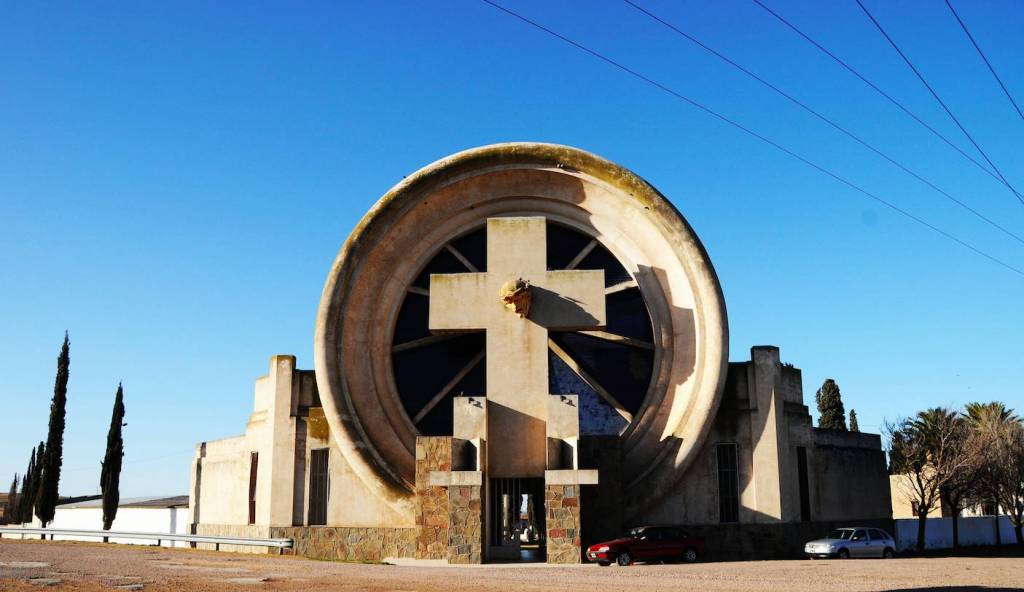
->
[749, 0, 1010, 193]
[854, 0, 1024, 206]
[621, 0, 1024, 245]
[944, 0, 1024, 122]
[478, 0, 1024, 278]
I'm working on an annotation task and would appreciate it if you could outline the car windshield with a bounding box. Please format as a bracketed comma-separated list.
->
[827, 529, 855, 540]
[628, 527, 647, 538]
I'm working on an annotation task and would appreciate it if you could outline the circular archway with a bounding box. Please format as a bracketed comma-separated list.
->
[314, 143, 728, 518]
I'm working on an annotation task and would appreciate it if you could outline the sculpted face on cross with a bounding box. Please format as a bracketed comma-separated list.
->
[428, 217, 606, 477]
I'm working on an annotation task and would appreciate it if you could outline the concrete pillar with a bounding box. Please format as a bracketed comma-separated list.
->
[254, 355, 299, 526]
[747, 346, 791, 522]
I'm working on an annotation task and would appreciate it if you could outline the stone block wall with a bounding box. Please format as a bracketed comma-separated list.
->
[447, 485, 483, 564]
[271, 526, 416, 561]
[545, 484, 581, 564]
[415, 436, 451, 559]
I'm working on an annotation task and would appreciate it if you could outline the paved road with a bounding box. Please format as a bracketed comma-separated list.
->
[1, 539, 1021, 591]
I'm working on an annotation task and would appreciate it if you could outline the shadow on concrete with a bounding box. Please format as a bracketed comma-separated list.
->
[529, 285, 601, 329]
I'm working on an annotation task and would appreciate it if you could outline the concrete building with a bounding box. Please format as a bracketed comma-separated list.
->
[189, 143, 892, 562]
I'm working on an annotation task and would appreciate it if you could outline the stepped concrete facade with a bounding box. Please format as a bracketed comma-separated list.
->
[189, 143, 891, 563]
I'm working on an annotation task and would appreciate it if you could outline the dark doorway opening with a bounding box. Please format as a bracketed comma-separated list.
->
[247, 452, 258, 525]
[797, 446, 811, 522]
[308, 448, 329, 525]
[489, 477, 545, 562]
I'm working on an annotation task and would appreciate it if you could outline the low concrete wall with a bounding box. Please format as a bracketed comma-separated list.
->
[894, 516, 1017, 551]
[270, 526, 417, 562]
[194, 523, 273, 553]
[682, 518, 894, 561]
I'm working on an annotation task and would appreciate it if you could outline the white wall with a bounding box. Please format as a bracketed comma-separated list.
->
[894, 516, 1017, 551]
[32, 506, 190, 548]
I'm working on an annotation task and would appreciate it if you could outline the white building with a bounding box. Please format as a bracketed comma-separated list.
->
[40, 496, 189, 547]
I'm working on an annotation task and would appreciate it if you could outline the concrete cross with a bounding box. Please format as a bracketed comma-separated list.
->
[429, 217, 606, 477]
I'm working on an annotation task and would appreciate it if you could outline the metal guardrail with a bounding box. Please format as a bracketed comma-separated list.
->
[0, 527, 293, 552]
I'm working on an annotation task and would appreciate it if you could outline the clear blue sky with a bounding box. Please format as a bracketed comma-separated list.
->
[1, 0, 1022, 497]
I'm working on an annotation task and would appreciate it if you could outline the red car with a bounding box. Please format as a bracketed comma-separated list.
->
[586, 526, 705, 566]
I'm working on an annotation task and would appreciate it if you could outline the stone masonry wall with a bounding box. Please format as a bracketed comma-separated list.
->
[271, 526, 416, 561]
[447, 485, 483, 564]
[415, 436, 451, 559]
[545, 484, 581, 564]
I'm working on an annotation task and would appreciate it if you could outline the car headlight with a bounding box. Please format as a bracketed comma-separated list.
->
[596, 546, 610, 552]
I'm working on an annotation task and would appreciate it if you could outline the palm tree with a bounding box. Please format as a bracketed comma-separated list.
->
[964, 402, 1019, 434]
[889, 407, 973, 552]
[964, 402, 1020, 545]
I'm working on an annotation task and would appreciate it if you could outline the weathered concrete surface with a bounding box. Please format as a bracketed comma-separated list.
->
[191, 356, 411, 533]
[313, 142, 730, 516]
[429, 217, 605, 478]
[635, 347, 891, 528]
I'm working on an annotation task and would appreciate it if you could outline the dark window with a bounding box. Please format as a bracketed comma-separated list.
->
[308, 448, 330, 526]
[716, 443, 740, 523]
[248, 452, 258, 525]
[797, 446, 811, 522]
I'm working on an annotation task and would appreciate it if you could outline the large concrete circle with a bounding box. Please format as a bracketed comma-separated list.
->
[314, 143, 728, 518]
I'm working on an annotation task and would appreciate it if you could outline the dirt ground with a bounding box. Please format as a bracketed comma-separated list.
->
[0, 539, 1021, 592]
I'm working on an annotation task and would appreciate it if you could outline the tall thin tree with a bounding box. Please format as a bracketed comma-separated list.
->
[4, 474, 17, 525]
[36, 332, 70, 528]
[816, 379, 848, 431]
[100, 383, 125, 531]
[849, 409, 860, 432]
[17, 448, 34, 524]
[18, 443, 43, 524]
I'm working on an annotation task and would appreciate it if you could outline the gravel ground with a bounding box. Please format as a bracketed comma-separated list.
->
[1, 539, 1021, 592]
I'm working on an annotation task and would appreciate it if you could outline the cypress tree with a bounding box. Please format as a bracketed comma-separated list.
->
[850, 409, 860, 432]
[816, 378, 848, 431]
[100, 383, 125, 531]
[4, 474, 17, 524]
[36, 332, 70, 528]
[18, 444, 43, 524]
[17, 448, 34, 523]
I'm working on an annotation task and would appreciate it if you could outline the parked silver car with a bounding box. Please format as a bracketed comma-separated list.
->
[804, 527, 896, 559]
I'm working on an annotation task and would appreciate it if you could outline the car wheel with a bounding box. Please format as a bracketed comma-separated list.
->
[883, 548, 895, 559]
[838, 549, 850, 559]
[616, 551, 633, 566]
[683, 548, 699, 563]
[598, 561, 611, 567]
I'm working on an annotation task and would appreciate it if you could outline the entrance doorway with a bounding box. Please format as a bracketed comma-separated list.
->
[488, 478, 545, 562]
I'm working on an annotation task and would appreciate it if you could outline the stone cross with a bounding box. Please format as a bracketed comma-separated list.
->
[429, 217, 606, 477]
